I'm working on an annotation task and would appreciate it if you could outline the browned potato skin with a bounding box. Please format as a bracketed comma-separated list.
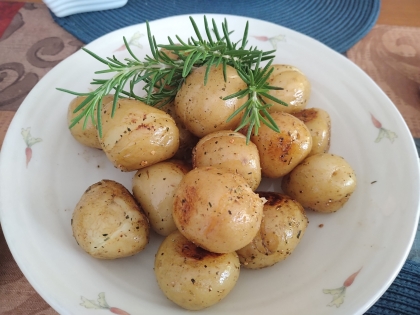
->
[172, 166, 265, 253]
[237, 192, 308, 269]
[293, 108, 331, 156]
[262, 64, 311, 114]
[159, 101, 198, 161]
[71, 180, 150, 259]
[192, 130, 261, 190]
[99, 98, 179, 171]
[282, 153, 357, 213]
[175, 64, 247, 138]
[67, 94, 114, 149]
[154, 230, 240, 311]
[132, 160, 191, 236]
[249, 112, 312, 178]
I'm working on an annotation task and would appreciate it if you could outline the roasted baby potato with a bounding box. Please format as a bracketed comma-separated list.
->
[159, 100, 198, 161]
[172, 166, 265, 253]
[261, 64, 311, 113]
[154, 230, 240, 311]
[293, 108, 331, 156]
[282, 153, 357, 213]
[249, 112, 312, 178]
[192, 130, 261, 190]
[67, 94, 114, 149]
[132, 160, 191, 236]
[236, 192, 308, 269]
[99, 98, 179, 171]
[71, 179, 150, 259]
[175, 64, 247, 138]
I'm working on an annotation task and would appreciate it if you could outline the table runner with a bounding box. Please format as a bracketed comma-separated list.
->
[0, 2, 419, 315]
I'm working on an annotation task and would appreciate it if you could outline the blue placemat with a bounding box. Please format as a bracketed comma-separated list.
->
[365, 260, 420, 315]
[50, 0, 380, 54]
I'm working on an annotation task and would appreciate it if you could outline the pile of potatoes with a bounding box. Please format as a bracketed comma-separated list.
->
[69, 63, 357, 310]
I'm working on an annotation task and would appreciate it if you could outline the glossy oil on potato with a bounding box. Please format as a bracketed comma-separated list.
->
[71, 179, 150, 259]
[249, 112, 312, 178]
[175, 64, 247, 138]
[132, 160, 191, 236]
[67, 94, 114, 149]
[237, 192, 308, 269]
[282, 153, 357, 213]
[293, 107, 331, 156]
[99, 98, 179, 171]
[192, 130, 261, 190]
[154, 230, 240, 311]
[172, 166, 265, 253]
[261, 64, 311, 113]
[159, 100, 198, 161]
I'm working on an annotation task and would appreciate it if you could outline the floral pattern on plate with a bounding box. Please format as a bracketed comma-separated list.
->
[371, 113, 398, 143]
[253, 34, 286, 49]
[323, 268, 362, 307]
[115, 31, 145, 52]
[81, 292, 130, 315]
[21, 127, 42, 168]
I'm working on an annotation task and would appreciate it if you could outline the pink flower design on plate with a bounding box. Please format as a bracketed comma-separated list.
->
[115, 31, 144, 52]
[21, 127, 42, 168]
[80, 292, 130, 315]
[323, 268, 362, 307]
[253, 34, 286, 49]
[370, 113, 397, 143]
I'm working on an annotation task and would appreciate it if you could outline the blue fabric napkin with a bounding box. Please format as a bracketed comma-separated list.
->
[50, 0, 380, 54]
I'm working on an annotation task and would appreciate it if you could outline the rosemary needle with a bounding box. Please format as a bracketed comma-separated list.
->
[57, 16, 287, 142]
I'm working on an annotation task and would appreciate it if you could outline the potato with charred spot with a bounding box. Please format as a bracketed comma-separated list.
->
[249, 111, 312, 178]
[99, 98, 179, 171]
[172, 166, 265, 253]
[293, 108, 331, 156]
[67, 94, 114, 149]
[192, 130, 261, 190]
[71, 180, 150, 259]
[175, 64, 247, 138]
[132, 160, 191, 236]
[282, 153, 357, 213]
[154, 230, 240, 311]
[261, 64, 311, 114]
[237, 192, 308, 269]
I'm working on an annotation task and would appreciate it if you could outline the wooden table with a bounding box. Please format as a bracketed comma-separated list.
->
[0, 1, 419, 314]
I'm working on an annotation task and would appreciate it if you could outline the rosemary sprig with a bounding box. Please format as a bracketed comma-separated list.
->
[57, 16, 287, 142]
[225, 56, 287, 142]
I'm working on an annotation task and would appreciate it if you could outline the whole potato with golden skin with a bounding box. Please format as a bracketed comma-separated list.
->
[154, 230, 240, 311]
[132, 160, 191, 236]
[71, 179, 150, 259]
[175, 64, 247, 138]
[293, 108, 331, 156]
[192, 130, 261, 190]
[282, 153, 357, 213]
[159, 100, 198, 161]
[99, 98, 179, 171]
[172, 166, 265, 253]
[261, 64, 311, 114]
[249, 112, 312, 178]
[237, 192, 308, 269]
[67, 94, 114, 149]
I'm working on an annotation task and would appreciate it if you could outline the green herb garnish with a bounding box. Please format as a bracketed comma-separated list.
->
[57, 16, 287, 142]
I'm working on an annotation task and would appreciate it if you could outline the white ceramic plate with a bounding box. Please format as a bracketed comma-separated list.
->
[1, 14, 419, 315]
